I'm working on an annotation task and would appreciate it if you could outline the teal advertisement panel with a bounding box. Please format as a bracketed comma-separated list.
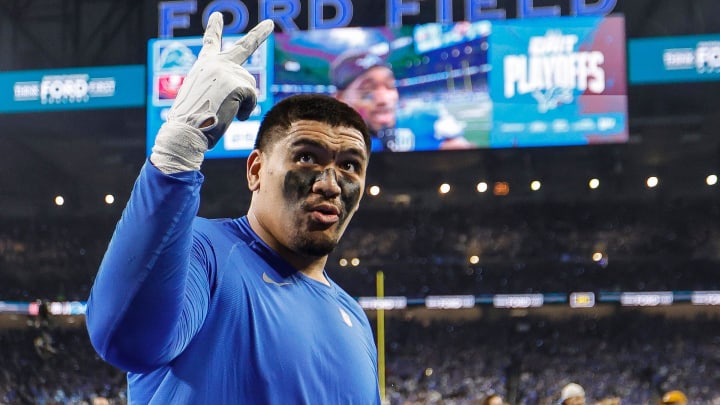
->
[0, 65, 145, 113]
[629, 35, 720, 84]
[488, 16, 627, 147]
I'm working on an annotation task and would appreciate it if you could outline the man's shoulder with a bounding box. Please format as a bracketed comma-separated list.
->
[331, 282, 366, 313]
[192, 217, 244, 242]
[194, 216, 236, 226]
[395, 103, 442, 137]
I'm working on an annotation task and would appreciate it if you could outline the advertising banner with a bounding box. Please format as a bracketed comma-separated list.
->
[488, 16, 627, 147]
[0, 65, 145, 113]
[629, 34, 720, 84]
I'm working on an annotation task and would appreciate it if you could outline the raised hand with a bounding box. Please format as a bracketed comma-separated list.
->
[169, 12, 275, 147]
[151, 13, 274, 173]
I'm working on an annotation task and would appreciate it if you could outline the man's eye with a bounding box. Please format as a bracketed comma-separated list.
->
[342, 161, 360, 173]
[298, 153, 315, 164]
[360, 92, 374, 102]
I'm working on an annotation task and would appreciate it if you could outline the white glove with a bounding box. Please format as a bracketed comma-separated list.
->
[151, 12, 274, 173]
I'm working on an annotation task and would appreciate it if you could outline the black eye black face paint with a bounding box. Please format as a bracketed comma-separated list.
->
[282, 168, 362, 215]
[283, 169, 315, 203]
[338, 176, 361, 213]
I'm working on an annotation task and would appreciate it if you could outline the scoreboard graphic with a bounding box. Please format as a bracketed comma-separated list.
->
[488, 16, 627, 147]
[146, 15, 627, 158]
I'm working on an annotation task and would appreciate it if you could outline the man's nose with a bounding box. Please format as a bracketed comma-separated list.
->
[312, 168, 341, 197]
[373, 86, 394, 103]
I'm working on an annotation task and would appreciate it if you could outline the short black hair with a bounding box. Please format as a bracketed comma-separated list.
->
[254, 93, 371, 155]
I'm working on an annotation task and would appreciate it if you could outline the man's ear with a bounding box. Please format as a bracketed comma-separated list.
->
[246, 149, 262, 192]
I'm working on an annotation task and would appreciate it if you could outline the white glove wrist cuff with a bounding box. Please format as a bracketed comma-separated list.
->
[150, 121, 209, 174]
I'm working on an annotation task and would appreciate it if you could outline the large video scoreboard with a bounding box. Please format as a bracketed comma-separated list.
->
[146, 15, 627, 158]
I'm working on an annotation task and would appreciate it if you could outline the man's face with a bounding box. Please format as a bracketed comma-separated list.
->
[247, 120, 368, 258]
[336, 66, 399, 133]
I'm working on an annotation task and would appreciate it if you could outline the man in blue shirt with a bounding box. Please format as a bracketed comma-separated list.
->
[86, 12, 381, 404]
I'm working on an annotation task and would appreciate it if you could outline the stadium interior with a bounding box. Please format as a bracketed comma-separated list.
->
[1, 0, 720, 404]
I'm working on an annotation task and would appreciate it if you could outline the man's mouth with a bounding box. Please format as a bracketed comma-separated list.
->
[371, 109, 395, 126]
[307, 204, 341, 225]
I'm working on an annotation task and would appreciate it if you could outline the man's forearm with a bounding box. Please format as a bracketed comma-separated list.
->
[86, 161, 204, 372]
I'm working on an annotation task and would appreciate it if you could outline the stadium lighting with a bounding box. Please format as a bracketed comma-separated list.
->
[592, 252, 604, 262]
[339, 258, 348, 267]
[706, 174, 718, 186]
[469, 255, 480, 264]
[476, 182, 488, 193]
[350, 258, 360, 267]
[54, 195, 64, 206]
[493, 181, 510, 196]
[368, 185, 381, 196]
[439, 183, 451, 194]
[588, 178, 600, 189]
[104, 194, 115, 204]
[530, 180, 541, 191]
[646, 176, 659, 188]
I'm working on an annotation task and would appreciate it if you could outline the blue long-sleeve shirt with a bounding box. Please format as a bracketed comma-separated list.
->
[86, 161, 381, 404]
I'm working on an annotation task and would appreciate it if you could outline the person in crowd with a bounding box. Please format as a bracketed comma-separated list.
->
[85, 12, 381, 404]
[660, 390, 687, 405]
[480, 393, 505, 405]
[560, 382, 586, 405]
[594, 397, 621, 405]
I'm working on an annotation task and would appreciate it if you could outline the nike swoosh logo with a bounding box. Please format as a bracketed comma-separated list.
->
[339, 307, 353, 327]
[262, 272, 293, 287]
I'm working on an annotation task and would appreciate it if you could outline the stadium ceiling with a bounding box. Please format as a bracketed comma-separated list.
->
[1, 0, 720, 72]
[0, 0, 720, 218]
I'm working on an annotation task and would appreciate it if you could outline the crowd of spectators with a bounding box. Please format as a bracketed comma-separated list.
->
[1, 198, 719, 302]
[382, 313, 720, 404]
[329, 198, 720, 297]
[0, 324, 125, 404]
[1, 197, 719, 403]
[1, 312, 719, 404]
[0, 218, 115, 302]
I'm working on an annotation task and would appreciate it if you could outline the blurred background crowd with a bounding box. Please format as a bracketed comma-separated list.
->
[1, 311, 717, 404]
[1, 197, 719, 404]
[3, 198, 719, 302]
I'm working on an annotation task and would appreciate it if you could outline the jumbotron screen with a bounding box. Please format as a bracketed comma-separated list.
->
[147, 15, 627, 158]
